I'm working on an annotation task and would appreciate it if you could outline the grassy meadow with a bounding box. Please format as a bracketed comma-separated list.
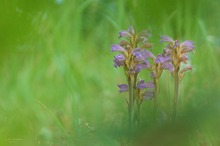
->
[0, 0, 220, 145]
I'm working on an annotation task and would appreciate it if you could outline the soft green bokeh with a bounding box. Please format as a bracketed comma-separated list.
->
[0, 0, 220, 145]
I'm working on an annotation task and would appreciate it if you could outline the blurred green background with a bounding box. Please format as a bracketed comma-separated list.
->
[0, 0, 220, 145]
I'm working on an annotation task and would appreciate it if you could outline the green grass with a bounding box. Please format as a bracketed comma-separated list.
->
[0, 0, 220, 145]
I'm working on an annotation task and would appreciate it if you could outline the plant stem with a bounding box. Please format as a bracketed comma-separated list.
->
[128, 76, 134, 129]
[173, 70, 179, 119]
[153, 78, 159, 113]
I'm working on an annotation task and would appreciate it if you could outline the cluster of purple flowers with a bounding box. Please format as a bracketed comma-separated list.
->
[111, 26, 155, 125]
[111, 27, 154, 100]
[160, 36, 195, 80]
[111, 27, 195, 124]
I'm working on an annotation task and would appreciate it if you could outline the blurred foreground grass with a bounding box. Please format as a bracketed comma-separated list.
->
[0, 0, 220, 145]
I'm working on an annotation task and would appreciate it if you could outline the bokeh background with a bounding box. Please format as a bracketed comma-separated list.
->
[0, 0, 220, 145]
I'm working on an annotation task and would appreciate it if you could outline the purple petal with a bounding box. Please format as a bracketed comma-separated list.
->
[119, 30, 132, 38]
[133, 51, 147, 62]
[156, 54, 172, 63]
[160, 36, 174, 43]
[118, 84, 128, 92]
[181, 40, 195, 53]
[113, 54, 125, 68]
[135, 62, 151, 73]
[132, 49, 155, 62]
[111, 44, 126, 52]
[145, 81, 154, 88]
[181, 40, 194, 48]
[161, 62, 174, 72]
[132, 48, 141, 56]
[142, 50, 155, 59]
[114, 54, 125, 60]
[137, 80, 146, 89]
[137, 80, 154, 89]
[155, 54, 163, 63]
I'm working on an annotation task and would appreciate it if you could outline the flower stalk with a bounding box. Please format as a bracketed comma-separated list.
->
[112, 26, 154, 128]
[153, 78, 159, 113]
[160, 36, 195, 119]
[150, 54, 174, 115]
[128, 76, 135, 128]
[173, 69, 179, 118]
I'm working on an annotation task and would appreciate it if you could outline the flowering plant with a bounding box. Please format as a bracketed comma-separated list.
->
[111, 26, 154, 127]
[111, 27, 195, 127]
[160, 36, 195, 118]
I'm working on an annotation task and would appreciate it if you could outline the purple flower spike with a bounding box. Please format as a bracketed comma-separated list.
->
[118, 84, 128, 92]
[181, 40, 195, 53]
[114, 54, 125, 68]
[111, 44, 126, 52]
[137, 80, 146, 89]
[160, 36, 174, 43]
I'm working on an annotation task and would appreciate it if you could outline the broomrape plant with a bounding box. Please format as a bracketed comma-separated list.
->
[111, 26, 154, 128]
[160, 36, 195, 118]
[111, 27, 195, 128]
